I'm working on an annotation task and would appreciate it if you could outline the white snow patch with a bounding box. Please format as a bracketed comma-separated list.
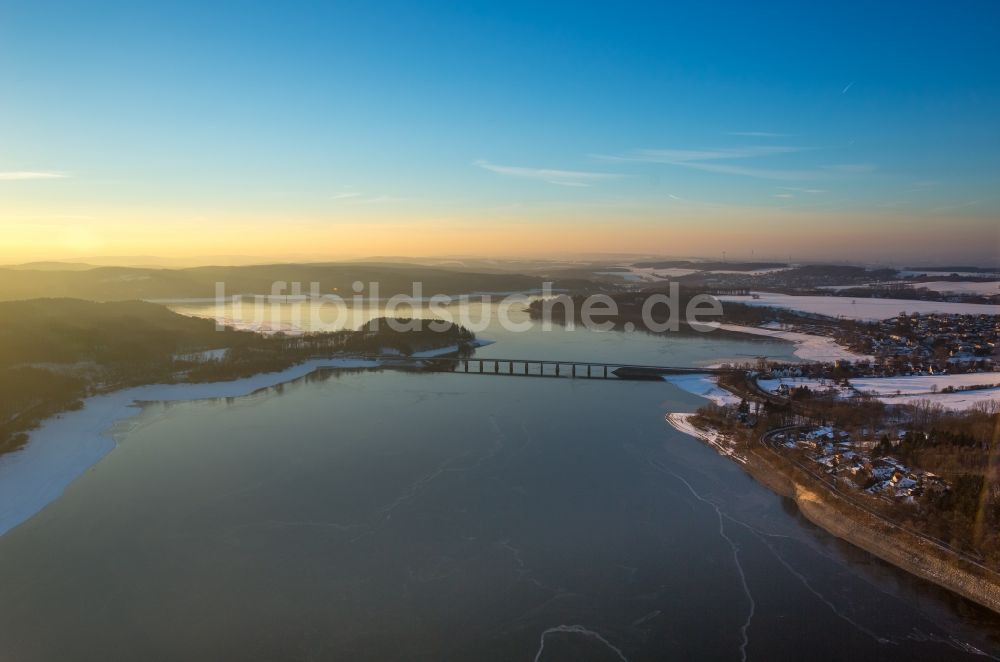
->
[905, 281, 1000, 296]
[665, 413, 746, 463]
[899, 270, 1000, 279]
[664, 374, 742, 406]
[711, 323, 873, 363]
[597, 266, 698, 281]
[173, 348, 229, 362]
[409, 338, 495, 358]
[717, 292, 1000, 321]
[707, 267, 790, 276]
[882, 388, 1000, 410]
[603, 266, 789, 280]
[819, 280, 1000, 296]
[851, 372, 1000, 396]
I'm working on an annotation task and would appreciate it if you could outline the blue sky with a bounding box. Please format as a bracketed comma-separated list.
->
[1, 1, 998, 261]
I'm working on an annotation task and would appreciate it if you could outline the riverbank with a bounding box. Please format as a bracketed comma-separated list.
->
[743, 444, 1000, 616]
[665, 413, 745, 464]
[665, 395, 1000, 616]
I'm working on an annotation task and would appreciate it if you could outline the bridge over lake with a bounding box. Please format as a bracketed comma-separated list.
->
[361, 355, 737, 380]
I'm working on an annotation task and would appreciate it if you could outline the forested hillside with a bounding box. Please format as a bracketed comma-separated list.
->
[0, 263, 585, 301]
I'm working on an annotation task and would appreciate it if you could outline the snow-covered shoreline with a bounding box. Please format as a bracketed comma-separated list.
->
[0, 335, 501, 537]
[410, 338, 495, 357]
[710, 322, 873, 363]
[0, 358, 386, 537]
[663, 373, 746, 462]
[664, 413, 745, 463]
[663, 373, 742, 406]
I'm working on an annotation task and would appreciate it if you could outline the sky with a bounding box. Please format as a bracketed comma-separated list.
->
[1, 1, 999, 265]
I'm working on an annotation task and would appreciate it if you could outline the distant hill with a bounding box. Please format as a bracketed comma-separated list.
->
[10, 255, 279, 268]
[0, 263, 592, 302]
[904, 266, 1000, 273]
[0, 299, 238, 367]
[2, 261, 99, 271]
[631, 260, 787, 271]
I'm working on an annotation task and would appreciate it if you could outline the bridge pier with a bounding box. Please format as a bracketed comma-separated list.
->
[367, 354, 731, 382]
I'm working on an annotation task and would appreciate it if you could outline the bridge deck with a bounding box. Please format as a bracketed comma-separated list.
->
[349, 354, 734, 379]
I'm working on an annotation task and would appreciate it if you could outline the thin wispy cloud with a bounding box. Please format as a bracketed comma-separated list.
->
[778, 186, 827, 194]
[0, 171, 69, 181]
[596, 146, 875, 181]
[660, 192, 728, 208]
[329, 191, 362, 200]
[595, 145, 800, 164]
[475, 160, 623, 187]
[353, 195, 411, 204]
[841, 81, 854, 94]
[328, 191, 412, 204]
[727, 131, 793, 138]
[674, 161, 825, 181]
[822, 163, 876, 174]
[928, 200, 979, 214]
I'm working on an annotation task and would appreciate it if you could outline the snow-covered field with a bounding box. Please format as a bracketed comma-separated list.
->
[756, 372, 1000, 410]
[0, 358, 382, 537]
[846, 369, 1000, 410]
[884, 388, 1000, 410]
[819, 281, 1000, 296]
[663, 373, 742, 406]
[899, 270, 1000, 279]
[717, 292, 1000, 321]
[907, 281, 1000, 296]
[711, 322, 873, 362]
[851, 372, 1000, 396]
[597, 265, 790, 282]
[649, 267, 700, 277]
[595, 267, 697, 281]
[708, 267, 790, 276]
